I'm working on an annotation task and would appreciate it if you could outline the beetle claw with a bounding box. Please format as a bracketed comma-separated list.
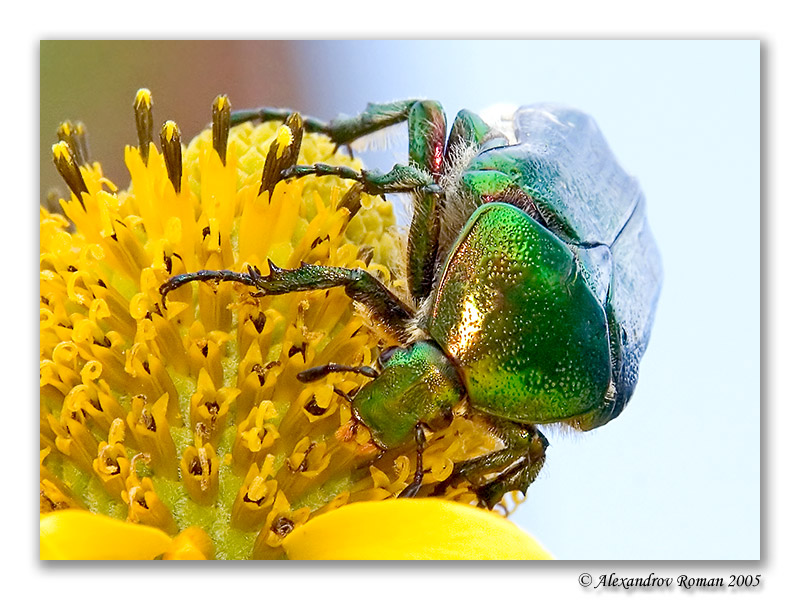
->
[266, 259, 279, 275]
[397, 481, 422, 498]
[397, 423, 427, 499]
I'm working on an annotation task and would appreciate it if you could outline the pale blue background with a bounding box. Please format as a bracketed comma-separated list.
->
[291, 40, 761, 560]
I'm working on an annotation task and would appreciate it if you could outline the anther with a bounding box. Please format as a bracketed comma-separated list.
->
[283, 112, 304, 167]
[134, 89, 154, 164]
[271, 516, 295, 537]
[52, 141, 88, 206]
[160, 120, 182, 193]
[56, 121, 90, 166]
[211, 95, 231, 165]
[337, 182, 365, 220]
[258, 112, 304, 198]
[259, 126, 291, 197]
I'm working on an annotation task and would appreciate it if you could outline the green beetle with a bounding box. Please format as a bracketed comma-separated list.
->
[161, 100, 662, 507]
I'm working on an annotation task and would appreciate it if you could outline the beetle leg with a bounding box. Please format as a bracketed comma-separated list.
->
[448, 419, 549, 509]
[398, 423, 427, 498]
[243, 100, 448, 305]
[306, 99, 424, 149]
[403, 101, 446, 304]
[307, 99, 448, 305]
[442, 109, 502, 167]
[158, 268, 260, 299]
[240, 100, 447, 305]
[407, 107, 508, 304]
[229, 106, 330, 135]
[231, 100, 424, 152]
[280, 163, 439, 197]
[160, 262, 416, 343]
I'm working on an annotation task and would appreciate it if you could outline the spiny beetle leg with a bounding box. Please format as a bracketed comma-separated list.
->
[280, 163, 439, 197]
[161, 261, 416, 343]
[254, 261, 416, 341]
[158, 268, 259, 302]
[398, 423, 427, 498]
[450, 419, 549, 509]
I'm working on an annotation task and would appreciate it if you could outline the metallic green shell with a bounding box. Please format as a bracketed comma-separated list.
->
[426, 202, 611, 423]
[464, 105, 663, 428]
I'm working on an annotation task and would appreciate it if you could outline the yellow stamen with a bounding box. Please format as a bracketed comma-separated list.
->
[231, 457, 278, 531]
[212, 94, 231, 164]
[123, 455, 178, 534]
[57, 120, 90, 166]
[180, 432, 220, 504]
[160, 120, 182, 193]
[135, 88, 153, 109]
[52, 140, 88, 202]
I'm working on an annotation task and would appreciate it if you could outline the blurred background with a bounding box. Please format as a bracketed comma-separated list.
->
[40, 40, 760, 560]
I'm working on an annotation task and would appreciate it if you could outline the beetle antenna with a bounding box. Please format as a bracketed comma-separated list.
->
[297, 363, 379, 383]
[332, 387, 355, 402]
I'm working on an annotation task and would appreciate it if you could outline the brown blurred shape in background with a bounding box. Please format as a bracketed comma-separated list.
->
[41, 41, 307, 203]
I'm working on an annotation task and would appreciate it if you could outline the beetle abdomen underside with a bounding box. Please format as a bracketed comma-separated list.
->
[427, 202, 612, 424]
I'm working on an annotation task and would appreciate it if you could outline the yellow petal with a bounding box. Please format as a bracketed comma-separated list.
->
[40, 510, 172, 560]
[162, 526, 214, 560]
[283, 498, 552, 560]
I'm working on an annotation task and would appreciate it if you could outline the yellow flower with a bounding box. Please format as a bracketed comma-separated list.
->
[40, 500, 549, 560]
[40, 89, 550, 559]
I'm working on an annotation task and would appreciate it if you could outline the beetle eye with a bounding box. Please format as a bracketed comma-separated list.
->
[378, 346, 400, 369]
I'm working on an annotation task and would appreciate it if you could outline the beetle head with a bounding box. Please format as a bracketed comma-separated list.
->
[351, 340, 464, 449]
